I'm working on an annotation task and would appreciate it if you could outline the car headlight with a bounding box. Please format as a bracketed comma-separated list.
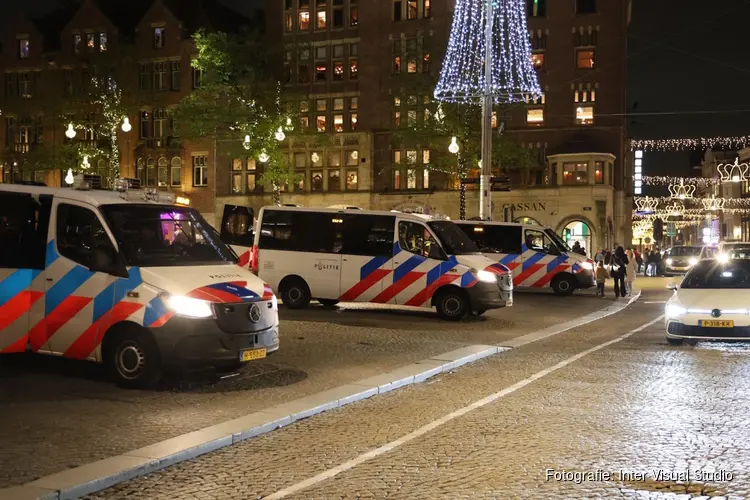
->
[165, 295, 214, 318]
[717, 253, 729, 263]
[689, 257, 698, 266]
[665, 258, 673, 265]
[665, 304, 687, 318]
[580, 261, 594, 270]
[475, 269, 497, 283]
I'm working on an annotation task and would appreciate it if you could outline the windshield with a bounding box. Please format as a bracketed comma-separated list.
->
[428, 221, 480, 255]
[101, 204, 237, 267]
[682, 260, 750, 289]
[669, 247, 701, 256]
[544, 229, 571, 252]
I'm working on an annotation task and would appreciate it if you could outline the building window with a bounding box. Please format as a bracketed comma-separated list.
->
[193, 155, 208, 186]
[312, 171, 324, 191]
[333, 44, 344, 58]
[424, 0, 431, 17]
[563, 162, 588, 184]
[350, 113, 358, 131]
[298, 64, 310, 83]
[527, 109, 544, 126]
[99, 32, 107, 52]
[153, 62, 168, 90]
[576, 0, 596, 13]
[527, 0, 546, 16]
[18, 38, 29, 59]
[347, 150, 359, 166]
[171, 157, 182, 186]
[146, 158, 156, 187]
[333, 7, 344, 28]
[393, 170, 401, 190]
[350, 43, 358, 57]
[531, 52, 544, 70]
[576, 49, 595, 69]
[350, 60, 358, 79]
[574, 89, 595, 125]
[316, 46, 326, 60]
[407, 169, 417, 189]
[64, 69, 74, 96]
[171, 61, 180, 90]
[393, 0, 403, 21]
[157, 157, 168, 187]
[73, 34, 82, 55]
[329, 169, 340, 191]
[423, 169, 430, 189]
[153, 108, 167, 140]
[530, 31, 547, 50]
[350, 6, 359, 25]
[285, 13, 293, 32]
[316, 99, 327, 112]
[192, 67, 203, 89]
[316, 115, 327, 132]
[333, 62, 344, 80]
[140, 110, 150, 139]
[316, 63, 327, 81]
[333, 98, 344, 111]
[407, 0, 418, 19]
[5, 74, 15, 98]
[86, 33, 95, 52]
[299, 10, 310, 30]
[139, 63, 150, 91]
[594, 161, 604, 184]
[232, 158, 243, 193]
[346, 169, 358, 190]
[576, 106, 594, 125]
[317, 10, 327, 29]
[153, 27, 165, 49]
[247, 158, 257, 192]
[19, 72, 32, 99]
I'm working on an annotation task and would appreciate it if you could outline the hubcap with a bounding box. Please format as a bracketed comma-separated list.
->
[117, 342, 145, 380]
[443, 296, 462, 316]
[289, 287, 302, 302]
[559, 280, 571, 291]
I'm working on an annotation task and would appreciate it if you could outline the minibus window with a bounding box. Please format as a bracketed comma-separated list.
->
[398, 221, 439, 258]
[259, 210, 343, 254]
[102, 204, 235, 267]
[57, 204, 114, 268]
[525, 229, 559, 255]
[341, 214, 395, 257]
[0, 192, 48, 269]
[428, 221, 480, 255]
[544, 228, 571, 252]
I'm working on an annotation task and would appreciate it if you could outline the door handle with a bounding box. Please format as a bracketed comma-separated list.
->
[343, 258, 348, 262]
[46, 278, 54, 282]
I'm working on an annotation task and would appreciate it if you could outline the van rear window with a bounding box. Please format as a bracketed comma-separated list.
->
[457, 224, 522, 254]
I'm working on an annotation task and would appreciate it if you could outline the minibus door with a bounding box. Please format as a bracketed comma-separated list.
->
[219, 204, 255, 267]
[339, 214, 396, 302]
[393, 219, 439, 306]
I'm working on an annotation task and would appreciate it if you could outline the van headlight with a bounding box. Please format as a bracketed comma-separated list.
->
[666, 258, 673, 265]
[689, 257, 698, 266]
[580, 261, 593, 271]
[718, 253, 729, 263]
[166, 295, 214, 318]
[665, 304, 686, 318]
[475, 269, 497, 283]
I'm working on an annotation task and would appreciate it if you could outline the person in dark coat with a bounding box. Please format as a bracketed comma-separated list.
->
[611, 246, 628, 297]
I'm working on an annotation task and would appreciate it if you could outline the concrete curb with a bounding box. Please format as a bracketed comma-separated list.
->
[2, 291, 641, 500]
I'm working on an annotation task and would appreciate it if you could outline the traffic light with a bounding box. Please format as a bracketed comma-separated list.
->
[564, 228, 572, 241]
[653, 218, 664, 243]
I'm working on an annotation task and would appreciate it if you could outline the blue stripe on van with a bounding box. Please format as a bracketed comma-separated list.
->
[360, 256, 389, 281]
[500, 253, 518, 265]
[522, 251, 546, 271]
[393, 254, 426, 283]
[45, 266, 94, 315]
[45, 240, 59, 268]
[0, 269, 39, 308]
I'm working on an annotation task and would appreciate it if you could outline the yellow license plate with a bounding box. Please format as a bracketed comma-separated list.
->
[699, 320, 734, 328]
[240, 348, 267, 362]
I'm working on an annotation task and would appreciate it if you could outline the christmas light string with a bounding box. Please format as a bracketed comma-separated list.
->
[629, 135, 750, 151]
[639, 176, 719, 187]
[434, 0, 541, 103]
[635, 196, 750, 208]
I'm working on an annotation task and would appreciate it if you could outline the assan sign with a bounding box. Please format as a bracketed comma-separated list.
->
[502, 202, 548, 211]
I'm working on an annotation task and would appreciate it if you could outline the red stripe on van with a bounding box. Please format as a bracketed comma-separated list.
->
[531, 265, 565, 288]
[404, 273, 459, 307]
[339, 269, 391, 302]
[64, 301, 143, 360]
[0, 290, 43, 332]
[512, 263, 545, 287]
[28, 295, 92, 352]
[371, 271, 424, 304]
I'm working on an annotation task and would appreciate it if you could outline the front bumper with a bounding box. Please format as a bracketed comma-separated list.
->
[666, 319, 750, 340]
[575, 269, 596, 289]
[151, 304, 280, 370]
[467, 280, 513, 311]
[665, 265, 692, 274]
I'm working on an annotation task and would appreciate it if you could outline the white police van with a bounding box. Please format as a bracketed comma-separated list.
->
[240, 206, 513, 320]
[0, 179, 278, 388]
[454, 221, 596, 295]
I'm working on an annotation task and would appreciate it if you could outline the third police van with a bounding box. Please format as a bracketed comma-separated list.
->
[454, 221, 595, 295]
[244, 206, 513, 320]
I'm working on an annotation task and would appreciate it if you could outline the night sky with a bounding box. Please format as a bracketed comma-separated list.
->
[9, 0, 750, 177]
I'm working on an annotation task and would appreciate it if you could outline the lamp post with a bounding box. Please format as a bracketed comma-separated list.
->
[121, 117, 132, 179]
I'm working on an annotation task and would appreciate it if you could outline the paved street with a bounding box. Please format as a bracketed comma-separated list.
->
[0, 288, 609, 489]
[67, 278, 746, 499]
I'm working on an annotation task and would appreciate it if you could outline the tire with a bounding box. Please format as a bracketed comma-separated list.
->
[279, 277, 311, 309]
[666, 337, 684, 346]
[318, 299, 339, 307]
[104, 328, 162, 389]
[434, 288, 469, 321]
[551, 274, 576, 296]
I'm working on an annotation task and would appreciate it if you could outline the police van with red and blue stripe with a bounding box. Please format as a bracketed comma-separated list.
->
[245, 206, 513, 320]
[0, 179, 279, 388]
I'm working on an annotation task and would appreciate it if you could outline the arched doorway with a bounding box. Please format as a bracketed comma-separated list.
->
[514, 216, 541, 226]
[562, 220, 592, 256]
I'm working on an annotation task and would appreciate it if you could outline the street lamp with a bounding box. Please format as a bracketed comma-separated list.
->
[121, 117, 132, 133]
[65, 123, 76, 139]
[448, 136, 460, 154]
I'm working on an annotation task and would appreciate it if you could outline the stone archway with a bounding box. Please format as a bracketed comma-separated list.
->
[556, 214, 597, 257]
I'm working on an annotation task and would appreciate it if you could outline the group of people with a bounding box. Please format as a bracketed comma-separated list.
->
[592, 246, 639, 298]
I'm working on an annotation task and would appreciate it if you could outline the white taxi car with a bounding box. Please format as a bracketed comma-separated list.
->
[665, 259, 750, 345]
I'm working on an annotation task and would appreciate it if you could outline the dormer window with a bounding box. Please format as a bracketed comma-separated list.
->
[99, 33, 107, 52]
[153, 27, 165, 49]
[73, 34, 82, 55]
[86, 33, 95, 52]
[18, 38, 29, 59]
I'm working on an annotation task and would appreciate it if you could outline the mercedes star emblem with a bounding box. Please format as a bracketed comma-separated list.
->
[248, 303, 261, 323]
[711, 309, 722, 318]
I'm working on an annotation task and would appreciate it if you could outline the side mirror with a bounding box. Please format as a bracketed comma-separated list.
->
[428, 244, 447, 261]
[90, 245, 129, 278]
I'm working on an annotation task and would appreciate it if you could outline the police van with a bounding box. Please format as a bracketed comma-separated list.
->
[0, 179, 279, 388]
[241, 206, 512, 320]
[454, 221, 595, 295]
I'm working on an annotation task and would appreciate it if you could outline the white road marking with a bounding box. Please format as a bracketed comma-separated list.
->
[264, 315, 665, 499]
[644, 301, 665, 304]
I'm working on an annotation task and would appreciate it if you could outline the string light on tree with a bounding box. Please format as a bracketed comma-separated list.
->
[258, 150, 270, 163]
[630, 135, 750, 151]
[274, 127, 286, 142]
[243, 135, 251, 150]
[448, 136, 460, 154]
[64, 169, 74, 185]
[65, 123, 76, 139]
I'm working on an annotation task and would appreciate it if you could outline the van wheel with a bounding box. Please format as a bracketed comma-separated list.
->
[318, 299, 339, 307]
[435, 288, 469, 321]
[104, 328, 162, 389]
[551, 274, 576, 296]
[280, 277, 311, 309]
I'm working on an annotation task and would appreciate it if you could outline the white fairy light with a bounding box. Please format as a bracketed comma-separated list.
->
[64, 168, 74, 185]
[275, 127, 286, 142]
[258, 150, 269, 163]
[448, 136, 460, 154]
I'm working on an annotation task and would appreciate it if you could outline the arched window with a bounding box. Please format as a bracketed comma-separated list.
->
[170, 157, 182, 187]
[136, 158, 145, 186]
[514, 216, 541, 226]
[157, 157, 168, 188]
[146, 157, 155, 187]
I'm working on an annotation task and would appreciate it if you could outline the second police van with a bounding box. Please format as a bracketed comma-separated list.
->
[238, 206, 513, 320]
[0, 180, 279, 388]
[454, 221, 595, 295]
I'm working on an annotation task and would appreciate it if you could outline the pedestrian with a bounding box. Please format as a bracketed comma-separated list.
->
[594, 248, 605, 264]
[572, 241, 583, 255]
[595, 260, 608, 297]
[610, 246, 628, 298]
[625, 249, 637, 295]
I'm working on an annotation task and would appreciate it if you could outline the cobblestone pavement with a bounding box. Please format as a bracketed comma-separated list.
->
[0, 289, 609, 488]
[83, 279, 750, 499]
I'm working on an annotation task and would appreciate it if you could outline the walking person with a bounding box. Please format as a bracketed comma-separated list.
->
[594, 248, 606, 265]
[610, 246, 628, 298]
[595, 260, 608, 297]
[625, 249, 637, 296]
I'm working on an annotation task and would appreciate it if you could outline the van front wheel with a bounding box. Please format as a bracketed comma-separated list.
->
[280, 277, 311, 309]
[551, 274, 576, 296]
[435, 288, 469, 321]
[104, 328, 162, 389]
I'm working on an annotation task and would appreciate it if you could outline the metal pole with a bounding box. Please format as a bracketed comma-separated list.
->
[479, 0, 494, 220]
